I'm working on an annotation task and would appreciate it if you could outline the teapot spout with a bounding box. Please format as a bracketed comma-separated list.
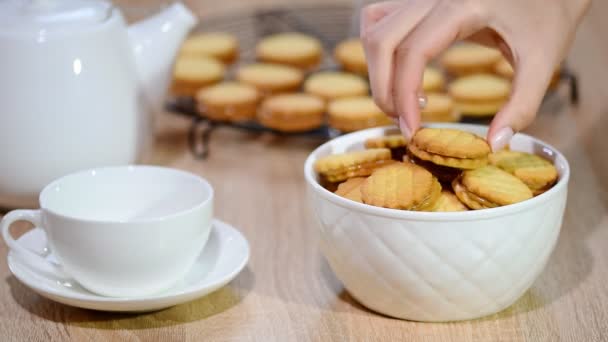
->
[128, 3, 197, 111]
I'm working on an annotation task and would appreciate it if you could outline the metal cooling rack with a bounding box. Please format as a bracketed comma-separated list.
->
[165, 4, 579, 159]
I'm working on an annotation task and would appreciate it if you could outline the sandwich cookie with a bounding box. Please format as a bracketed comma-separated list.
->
[257, 93, 325, 132]
[171, 56, 225, 97]
[314, 148, 394, 183]
[328, 96, 392, 133]
[195, 82, 259, 122]
[256, 33, 322, 69]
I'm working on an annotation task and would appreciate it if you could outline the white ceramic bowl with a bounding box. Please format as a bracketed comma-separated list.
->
[304, 124, 569, 322]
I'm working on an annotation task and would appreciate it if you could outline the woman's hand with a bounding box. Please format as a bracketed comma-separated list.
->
[361, 0, 590, 150]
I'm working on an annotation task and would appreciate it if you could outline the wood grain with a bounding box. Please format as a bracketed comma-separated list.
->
[1, 1, 608, 341]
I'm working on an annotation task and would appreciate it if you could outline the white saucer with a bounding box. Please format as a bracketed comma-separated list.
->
[7, 219, 250, 312]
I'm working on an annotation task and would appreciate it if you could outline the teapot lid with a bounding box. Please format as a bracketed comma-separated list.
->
[0, 0, 113, 32]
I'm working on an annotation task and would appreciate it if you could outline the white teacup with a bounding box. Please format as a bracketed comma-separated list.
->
[1, 166, 213, 298]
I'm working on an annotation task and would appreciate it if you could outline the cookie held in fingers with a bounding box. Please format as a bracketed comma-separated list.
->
[328, 96, 392, 133]
[179, 32, 238, 64]
[304, 72, 368, 101]
[196, 82, 259, 122]
[314, 148, 394, 183]
[237, 63, 304, 96]
[361, 163, 442, 211]
[256, 33, 322, 69]
[489, 150, 558, 195]
[257, 93, 325, 132]
[408, 127, 490, 169]
[171, 56, 225, 97]
[453, 165, 533, 209]
[335, 177, 367, 203]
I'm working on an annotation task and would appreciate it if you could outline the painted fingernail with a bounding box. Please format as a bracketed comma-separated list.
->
[399, 116, 412, 140]
[490, 127, 514, 152]
[418, 94, 427, 109]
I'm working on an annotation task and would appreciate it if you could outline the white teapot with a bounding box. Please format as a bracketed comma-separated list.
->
[0, 0, 197, 208]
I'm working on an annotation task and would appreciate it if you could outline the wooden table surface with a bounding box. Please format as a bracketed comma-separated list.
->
[2, 1, 608, 341]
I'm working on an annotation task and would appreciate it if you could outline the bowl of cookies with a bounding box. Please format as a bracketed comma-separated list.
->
[304, 123, 569, 322]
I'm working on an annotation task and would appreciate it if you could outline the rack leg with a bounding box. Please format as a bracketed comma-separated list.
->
[188, 118, 216, 160]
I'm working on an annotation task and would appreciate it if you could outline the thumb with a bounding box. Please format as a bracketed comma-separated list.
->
[487, 55, 554, 151]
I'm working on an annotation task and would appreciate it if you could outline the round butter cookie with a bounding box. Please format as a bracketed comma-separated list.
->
[448, 74, 511, 117]
[421, 93, 460, 123]
[361, 162, 442, 211]
[412, 127, 490, 159]
[364, 135, 407, 149]
[237, 63, 304, 96]
[258, 93, 325, 132]
[334, 38, 367, 75]
[256, 33, 322, 69]
[335, 177, 367, 203]
[431, 191, 468, 212]
[453, 165, 533, 209]
[314, 148, 394, 183]
[196, 82, 259, 122]
[180, 32, 238, 64]
[494, 57, 514, 79]
[328, 96, 392, 133]
[171, 56, 225, 97]
[440, 43, 502, 76]
[489, 150, 558, 195]
[365, 134, 408, 161]
[423, 67, 445, 92]
[304, 72, 368, 101]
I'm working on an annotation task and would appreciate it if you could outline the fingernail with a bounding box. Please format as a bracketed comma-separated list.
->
[391, 117, 399, 126]
[399, 116, 412, 140]
[418, 93, 427, 110]
[491, 127, 514, 152]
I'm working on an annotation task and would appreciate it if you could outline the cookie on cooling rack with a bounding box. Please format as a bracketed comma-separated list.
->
[171, 56, 225, 97]
[440, 43, 502, 76]
[305, 72, 369, 101]
[257, 93, 325, 132]
[421, 93, 460, 123]
[195, 82, 259, 122]
[327, 96, 392, 133]
[237, 63, 304, 96]
[256, 33, 323, 69]
[179, 32, 238, 64]
[423, 67, 445, 93]
[448, 74, 511, 117]
[334, 38, 367, 76]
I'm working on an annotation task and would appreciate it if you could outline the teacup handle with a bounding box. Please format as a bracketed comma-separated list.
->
[1, 209, 69, 279]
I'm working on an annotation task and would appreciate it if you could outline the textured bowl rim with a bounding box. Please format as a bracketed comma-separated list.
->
[304, 123, 570, 222]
